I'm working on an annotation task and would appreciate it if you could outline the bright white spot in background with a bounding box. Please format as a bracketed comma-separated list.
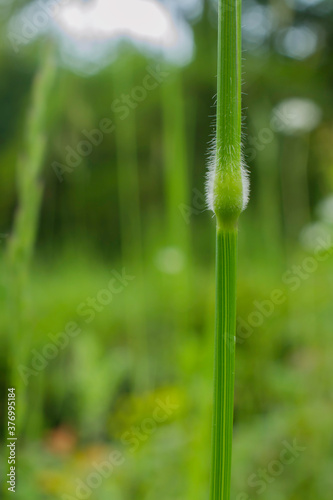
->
[300, 222, 332, 252]
[317, 196, 333, 225]
[285, 0, 326, 10]
[58, 0, 176, 45]
[275, 25, 319, 60]
[9, 0, 197, 73]
[155, 247, 185, 274]
[243, 1, 273, 49]
[57, 0, 194, 70]
[300, 0, 322, 4]
[167, 0, 203, 20]
[272, 98, 322, 135]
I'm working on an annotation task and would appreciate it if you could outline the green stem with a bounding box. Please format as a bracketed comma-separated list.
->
[162, 71, 190, 253]
[210, 228, 237, 500]
[2, 45, 56, 499]
[112, 59, 149, 391]
[209, 2, 243, 498]
[213, 0, 243, 230]
[6, 46, 56, 438]
[113, 60, 143, 270]
[216, 0, 241, 169]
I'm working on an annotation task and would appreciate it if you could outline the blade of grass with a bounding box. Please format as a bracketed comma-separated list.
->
[162, 71, 190, 258]
[210, 228, 237, 500]
[161, 71, 192, 370]
[112, 57, 150, 391]
[6, 45, 56, 440]
[207, 2, 248, 499]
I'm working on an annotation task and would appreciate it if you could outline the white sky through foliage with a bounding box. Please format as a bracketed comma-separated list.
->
[9, 0, 200, 73]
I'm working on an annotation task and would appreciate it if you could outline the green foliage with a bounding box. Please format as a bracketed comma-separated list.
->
[0, 2, 333, 500]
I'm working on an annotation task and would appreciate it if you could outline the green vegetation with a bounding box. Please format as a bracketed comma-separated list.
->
[208, 1, 246, 499]
[0, 1, 333, 500]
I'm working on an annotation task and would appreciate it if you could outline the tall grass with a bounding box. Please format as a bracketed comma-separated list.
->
[112, 58, 150, 391]
[162, 71, 190, 258]
[6, 46, 56, 439]
[161, 71, 192, 356]
[207, 1, 248, 499]
[249, 101, 282, 265]
[113, 58, 143, 269]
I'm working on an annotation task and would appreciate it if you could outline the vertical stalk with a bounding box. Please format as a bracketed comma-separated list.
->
[161, 71, 191, 361]
[6, 45, 56, 438]
[113, 61, 143, 270]
[8, 47, 56, 308]
[216, 1, 241, 168]
[112, 59, 149, 391]
[210, 229, 237, 500]
[208, 2, 245, 500]
[250, 102, 282, 264]
[162, 71, 190, 256]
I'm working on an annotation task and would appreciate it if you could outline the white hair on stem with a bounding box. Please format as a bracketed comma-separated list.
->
[205, 136, 250, 215]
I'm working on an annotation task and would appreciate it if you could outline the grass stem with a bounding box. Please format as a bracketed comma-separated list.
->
[210, 228, 237, 500]
[6, 45, 56, 438]
[208, 2, 246, 499]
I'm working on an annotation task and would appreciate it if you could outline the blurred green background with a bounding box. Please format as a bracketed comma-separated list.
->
[1, 0, 333, 499]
